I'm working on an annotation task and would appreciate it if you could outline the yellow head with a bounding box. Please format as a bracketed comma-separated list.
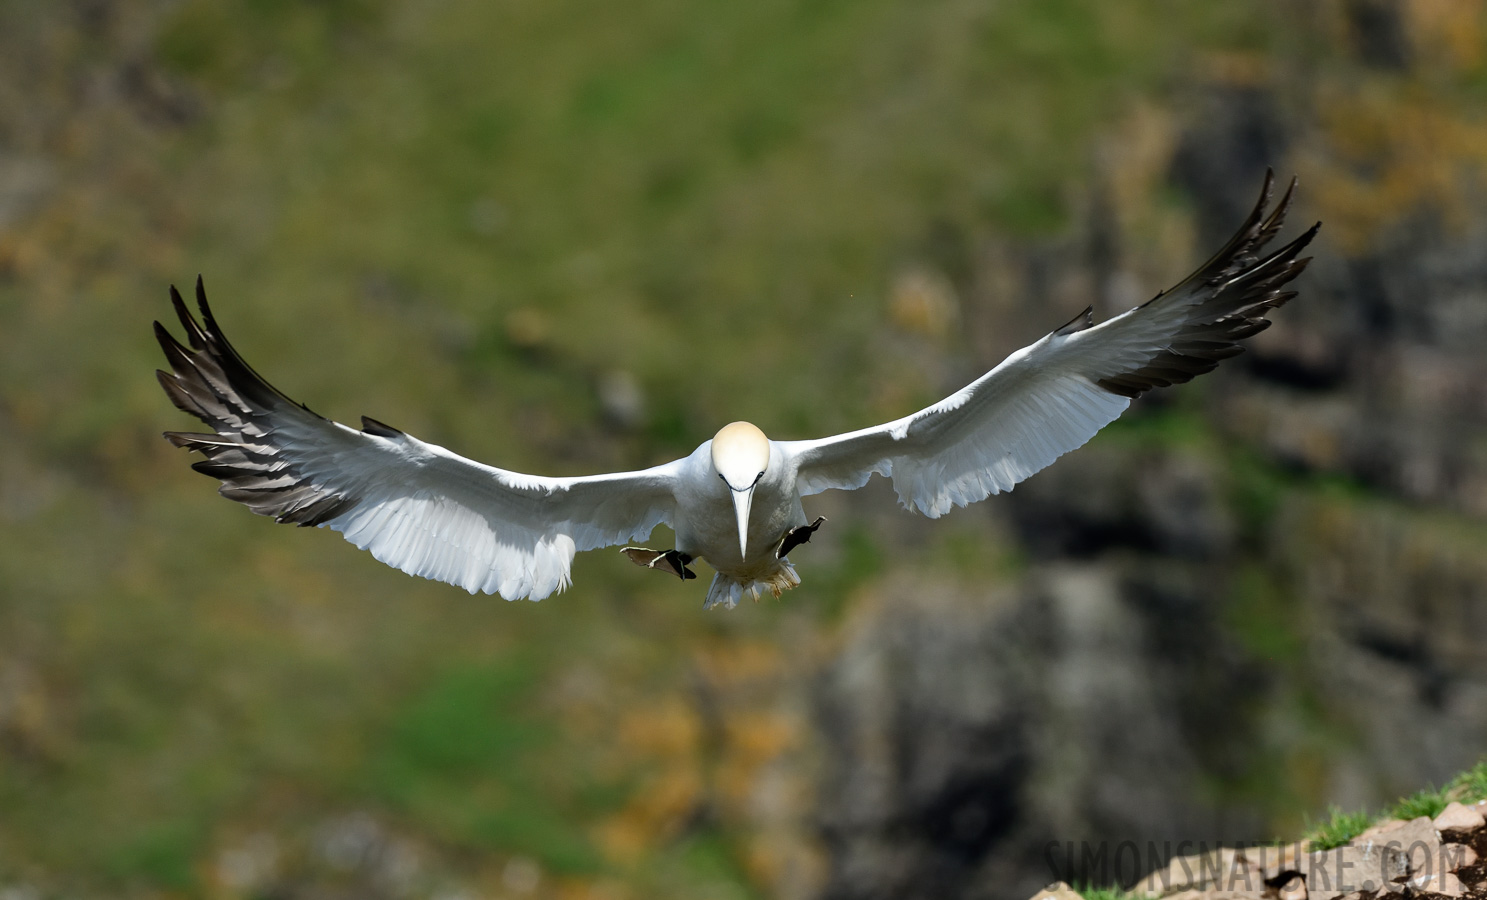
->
[711, 421, 770, 557]
[711, 421, 770, 490]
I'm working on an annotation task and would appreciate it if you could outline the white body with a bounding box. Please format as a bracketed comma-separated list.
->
[673, 437, 807, 607]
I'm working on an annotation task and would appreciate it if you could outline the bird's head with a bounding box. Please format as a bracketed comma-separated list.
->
[711, 421, 770, 557]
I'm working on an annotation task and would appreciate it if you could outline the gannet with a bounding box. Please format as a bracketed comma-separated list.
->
[156, 171, 1318, 610]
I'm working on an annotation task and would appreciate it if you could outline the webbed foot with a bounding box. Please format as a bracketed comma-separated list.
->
[621, 547, 698, 580]
[776, 516, 827, 559]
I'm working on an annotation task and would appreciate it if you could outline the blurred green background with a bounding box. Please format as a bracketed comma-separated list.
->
[3, 1, 1487, 898]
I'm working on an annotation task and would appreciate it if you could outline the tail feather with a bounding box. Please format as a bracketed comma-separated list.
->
[702, 563, 801, 610]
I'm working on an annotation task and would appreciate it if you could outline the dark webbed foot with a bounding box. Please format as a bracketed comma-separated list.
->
[621, 547, 697, 580]
[776, 516, 827, 559]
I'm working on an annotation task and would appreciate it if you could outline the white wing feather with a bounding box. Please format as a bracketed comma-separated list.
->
[312, 427, 679, 599]
[156, 281, 678, 600]
[781, 335, 1132, 516]
[784, 171, 1319, 516]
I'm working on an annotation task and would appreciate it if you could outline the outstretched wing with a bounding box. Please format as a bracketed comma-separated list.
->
[156, 279, 680, 599]
[783, 170, 1319, 517]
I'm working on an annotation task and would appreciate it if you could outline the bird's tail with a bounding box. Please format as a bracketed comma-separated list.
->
[702, 562, 801, 610]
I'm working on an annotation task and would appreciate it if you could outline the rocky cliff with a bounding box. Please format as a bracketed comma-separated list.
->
[804, 6, 1487, 897]
[2, 2, 1485, 899]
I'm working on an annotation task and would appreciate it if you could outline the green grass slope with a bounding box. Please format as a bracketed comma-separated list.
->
[2, 1, 1485, 898]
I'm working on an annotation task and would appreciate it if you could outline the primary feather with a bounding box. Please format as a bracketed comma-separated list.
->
[781, 170, 1318, 517]
[156, 279, 680, 600]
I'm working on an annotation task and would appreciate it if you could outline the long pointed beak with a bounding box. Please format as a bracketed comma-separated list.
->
[731, 486, 754, 558]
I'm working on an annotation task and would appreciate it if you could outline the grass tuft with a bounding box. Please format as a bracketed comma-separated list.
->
[1388, 785, 1449, 822]
[1304, 806, 1375, 851]
[1304, 755, 1487, 850]
[1447, 757, 1487, 804]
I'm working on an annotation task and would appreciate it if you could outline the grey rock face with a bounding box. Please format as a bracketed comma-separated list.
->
[814, 571, 1259, 900]
[808, 63, 1487, 900]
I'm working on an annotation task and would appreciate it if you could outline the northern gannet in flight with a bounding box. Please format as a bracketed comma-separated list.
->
[156, 171, 1318, 610]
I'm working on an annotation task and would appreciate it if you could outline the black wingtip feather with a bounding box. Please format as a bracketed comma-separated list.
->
[360, 415, 404, 437]
[169, 285, 210, 350]
[194, 275, 225, 347]
[1255, 177, 1297, 246]
[156, 277, 363, 530]
[1054, 305, 1095, 337]
[1090, 172, 1318, 401]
